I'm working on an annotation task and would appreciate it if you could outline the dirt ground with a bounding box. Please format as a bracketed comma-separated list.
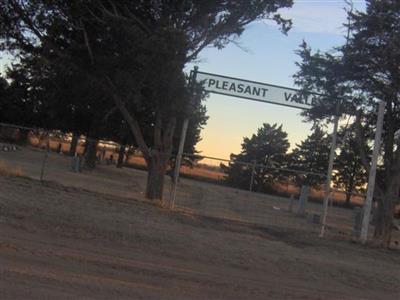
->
[1, 147, 400, 299]
[1, 174, 400, 299]
[1, 147, 398, 239]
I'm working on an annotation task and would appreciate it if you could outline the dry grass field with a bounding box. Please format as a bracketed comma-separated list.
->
[1, 146, 400, 299]
[27, 135, 366, 204]
[0, 146, 355, 233]
[0, 146, 399, 242]
[0, 160, 25, 178]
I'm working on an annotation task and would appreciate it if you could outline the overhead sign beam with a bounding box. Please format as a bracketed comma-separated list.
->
[196, 71, 322, 110]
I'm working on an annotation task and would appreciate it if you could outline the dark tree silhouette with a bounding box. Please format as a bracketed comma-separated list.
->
[289, 126, 330, 188]
[0, 0, 293, 204]
[223, 123, 290, 192]
[294, 0, 400, 246]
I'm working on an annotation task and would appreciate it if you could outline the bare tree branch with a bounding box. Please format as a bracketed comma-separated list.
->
[106, 76, 150, 159]
[80, 20, 95, 64]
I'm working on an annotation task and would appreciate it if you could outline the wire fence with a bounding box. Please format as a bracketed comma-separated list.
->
[0, 122, 377, 241]
[173, 153, 371, 237]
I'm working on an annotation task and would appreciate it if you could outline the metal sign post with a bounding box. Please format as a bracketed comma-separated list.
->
[360, 101, 385, 243]
[169, 67, 198, 209]
[320, 109, 340, 238]
[169, 118, 189, 209]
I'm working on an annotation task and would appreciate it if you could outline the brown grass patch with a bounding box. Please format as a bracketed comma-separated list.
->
[0, 160, 26, 177]
[180, 165, 225, 180]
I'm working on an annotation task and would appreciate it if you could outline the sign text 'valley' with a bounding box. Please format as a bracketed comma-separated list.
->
[196, 71, 321, 110]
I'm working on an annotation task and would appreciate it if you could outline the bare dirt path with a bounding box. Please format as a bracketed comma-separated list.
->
[1, 175, 399, 299]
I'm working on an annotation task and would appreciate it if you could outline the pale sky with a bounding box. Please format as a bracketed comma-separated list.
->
[189, 0, 366, 159]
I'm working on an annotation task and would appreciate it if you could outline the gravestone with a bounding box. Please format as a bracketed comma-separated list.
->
[297, 185, 309, 216]
[1, 143, 17, 152]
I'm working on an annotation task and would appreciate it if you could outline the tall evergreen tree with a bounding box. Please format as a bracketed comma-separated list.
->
[223, 123, 290, 192]
[0, 75, 9, 117]
[289, 126, 330, 187]
[294, 0, 400, 246]
[0, 0, 294, 204]
[333, 125, 369, 207]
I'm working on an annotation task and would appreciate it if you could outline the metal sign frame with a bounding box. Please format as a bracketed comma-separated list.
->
[170, 67, 350, 240]
[195, 70, 324, 110]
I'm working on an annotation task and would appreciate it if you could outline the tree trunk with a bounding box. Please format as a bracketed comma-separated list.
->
[16, 128, 30, 145]
[116, 144, 126, 168]
[374, 196, 394, 247]
[145, 151, 169, 204]
[84, 139, 98, 169]
[69, 132, 79, 156]
[168, 159, 176, 182]
[373, 179, 398, 247]
[108, 87, 176, 204]
[345, 175, 355, 207]
[345, 188, 352, 207]
[345, 193, 351, 207]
